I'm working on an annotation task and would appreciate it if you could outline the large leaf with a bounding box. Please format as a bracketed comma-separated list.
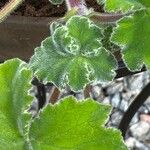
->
[111, 9, 150, 70]
[0, 59, 32, 149]
[104, 0, 150, 12]
[29, 96, 128, 150]
[29, 16, 117, 92]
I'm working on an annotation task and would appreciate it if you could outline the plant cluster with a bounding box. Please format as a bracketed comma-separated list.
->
[0, 0, 150, 149]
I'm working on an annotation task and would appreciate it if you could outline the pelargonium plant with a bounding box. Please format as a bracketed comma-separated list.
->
[0, 0, 150, 149]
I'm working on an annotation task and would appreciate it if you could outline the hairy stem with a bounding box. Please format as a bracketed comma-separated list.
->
[0, 0, 23, 23]
[89, 13, 124, 24]
[65, 0, 88, 15]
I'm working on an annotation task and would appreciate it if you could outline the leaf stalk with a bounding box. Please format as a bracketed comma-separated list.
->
[65, 0, 88, 15]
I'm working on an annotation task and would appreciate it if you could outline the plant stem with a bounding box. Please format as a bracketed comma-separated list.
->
[65, 0, 88, 15]
[89, 13, 124, 24]
[84, 84, 91, 98]
[49, 87, 60, 104]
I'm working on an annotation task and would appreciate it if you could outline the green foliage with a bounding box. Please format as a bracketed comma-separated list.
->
[104, 0, 150, 12]
[29, 96, 128, 150]
[102, 25, 120, 53]
[49, 0, 64, 5]
[0, 1, 135, 149]
[29, 16, 117, 92]
[0, 59, 32, 149]
[0, 65, 128, 150]
[104, 0, 150, 70]
[111, 9, 150, 70]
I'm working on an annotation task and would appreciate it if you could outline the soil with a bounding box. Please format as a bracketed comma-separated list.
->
[0, 0, 103, 17]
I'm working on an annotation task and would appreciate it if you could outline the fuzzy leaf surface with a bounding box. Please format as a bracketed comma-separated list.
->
[112, 10, 150, 70]
[105, 0, 150, 12]
[102, 25, 120, 53]
[0, 59, 32, 149]
[29, 16, 117, 91]
[29, 96, 128, 150]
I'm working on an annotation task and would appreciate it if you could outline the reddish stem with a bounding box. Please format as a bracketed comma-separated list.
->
[84, 84, 92, 98]
[49, 87, 60, 104]
[90, 13, 124, 24]
[65, 0, 88, 15]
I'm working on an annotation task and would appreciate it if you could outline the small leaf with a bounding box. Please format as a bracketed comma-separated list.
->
[29, 96, 128, 150]
[0, 59, 32, 149]
[102, 25, 120, 53]
[104, 0, 150, 12]
[29, 16, 117, 92]
[111, 9, 150, 70]
[49, 0, 64, 5]
[50, 21, 63, 35]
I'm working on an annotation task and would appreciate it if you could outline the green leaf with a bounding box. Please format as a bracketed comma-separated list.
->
[49, 0, 64, 5]
[50, 21, 63, 35]
[102, 25, 120, 53]
[29, 96, 128, 150]
[0, 59, 32, 149]
[29, 16, 117, 92]
[111, 9, 150, 70]
[105, 0, 150, 12]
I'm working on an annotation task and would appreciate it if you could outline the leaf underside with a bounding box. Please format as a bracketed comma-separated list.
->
[29, 16, 117, 92]
[29, 96, 128, 150]
[0, 59, 32, 149]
